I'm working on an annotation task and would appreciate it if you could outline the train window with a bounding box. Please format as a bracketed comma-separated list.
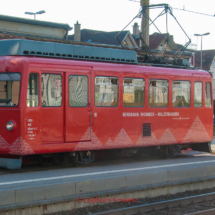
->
[205, 82, 212, 107]
[0, 73, 21, 106]
[123, 78, 145, 107]
[149, 80, 168, 107]
[194, 82, 202, 107]
[95, 76, 118, 107]
[69, 75, 88, 107]
[172, 81, 190, 107]
[27, 73, 39, 107]
[41, 74, 62, 107]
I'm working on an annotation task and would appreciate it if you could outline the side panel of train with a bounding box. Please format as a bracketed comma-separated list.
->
[0, 57, 213, 157]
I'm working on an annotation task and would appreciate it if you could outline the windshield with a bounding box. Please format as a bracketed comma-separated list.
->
[0, 73, 21, 106]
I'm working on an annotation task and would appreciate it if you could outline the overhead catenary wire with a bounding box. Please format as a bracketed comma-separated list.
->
[172, 7, 215, 17]
[128, 0, 215, 17]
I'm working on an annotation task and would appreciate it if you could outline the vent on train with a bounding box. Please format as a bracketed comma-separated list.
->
[143, 123, 151, 137]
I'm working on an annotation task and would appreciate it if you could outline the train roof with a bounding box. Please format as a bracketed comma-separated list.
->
[0, 55, 211, 79]
[0, 39, 211, 78]
[0, 39, 195, 68]
[0, 39, 137, 64]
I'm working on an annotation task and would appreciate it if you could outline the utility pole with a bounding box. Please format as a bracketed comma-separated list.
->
[194, 32, 210, 69]
[141, 0, 149, 46]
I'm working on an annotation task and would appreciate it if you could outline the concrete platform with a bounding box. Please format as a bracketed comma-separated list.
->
[1, 150, 215, 215]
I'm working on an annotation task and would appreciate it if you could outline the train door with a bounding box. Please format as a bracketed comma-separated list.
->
[41, 71, 64, 143]
[65, 70, 91, 142]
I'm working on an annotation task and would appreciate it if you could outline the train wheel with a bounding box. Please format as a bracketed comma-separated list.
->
[159, 145, 181, 158]
[72, 151, 95, 166]
[169, 145, 181, 157]
[38, 155, 54, 166]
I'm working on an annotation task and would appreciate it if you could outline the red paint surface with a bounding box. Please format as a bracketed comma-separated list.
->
[0, 56, 212, 155]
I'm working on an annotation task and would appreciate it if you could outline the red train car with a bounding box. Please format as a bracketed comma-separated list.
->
[0, 40, 213, 169]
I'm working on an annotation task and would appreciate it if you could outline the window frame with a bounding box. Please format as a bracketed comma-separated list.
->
[123, 77, 145, 108]
[41, 73, 63, 108]
[27, 72, 39, 108]
[149, 79, 169, 108]
[194, 81, 203, 108]
[172, 80, 191, 108]
[69, 74, 89, 108]
[0, 72, 21, 107]
[94, 75, 119, 108]
[205, 82, 212, 108]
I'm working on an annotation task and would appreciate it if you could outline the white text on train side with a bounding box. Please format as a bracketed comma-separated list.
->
[122, 112, 179, 117]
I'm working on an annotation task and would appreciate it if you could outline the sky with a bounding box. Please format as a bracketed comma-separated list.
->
[0, 0, 214, 50]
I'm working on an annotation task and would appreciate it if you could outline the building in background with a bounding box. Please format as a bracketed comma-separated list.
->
[194, 50, 215, 112]
[194, 50, 215, 76]
[0, 15, 213, 106]
[68, 28, 138, 48]
[0, 14, 72, 39]
[68, 21, 192, 62]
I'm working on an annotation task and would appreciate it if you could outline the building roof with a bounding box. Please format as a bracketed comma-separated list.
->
[149, 32, 178, 51]
[69, 30, 184, 52]
[149, 33, 166, 49]
[194, 50, 215, 70]
[176, 43, 184, 50]
[68, 29, 130, 46]
[0, 31, 131, 50]
[0, 14, 72, 31]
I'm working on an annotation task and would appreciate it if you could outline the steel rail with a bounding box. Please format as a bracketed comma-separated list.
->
[92, 192, 215, 215]
[186, 208, 215, 215]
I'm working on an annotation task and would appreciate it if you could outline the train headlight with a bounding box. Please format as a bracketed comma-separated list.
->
[6, 121, 14, 131]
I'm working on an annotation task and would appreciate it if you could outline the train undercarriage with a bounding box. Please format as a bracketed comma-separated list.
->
[34, 142, 212, 167]
[0, 142, 211, 169]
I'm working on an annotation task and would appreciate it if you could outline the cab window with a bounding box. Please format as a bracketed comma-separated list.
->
[0, 73, 21, 106]
[194, 82, 202, 107]
[27, 73, 39, 107]
[205, 82, 212, 107]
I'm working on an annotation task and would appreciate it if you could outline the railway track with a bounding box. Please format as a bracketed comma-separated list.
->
[92, 192, 215, 215]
